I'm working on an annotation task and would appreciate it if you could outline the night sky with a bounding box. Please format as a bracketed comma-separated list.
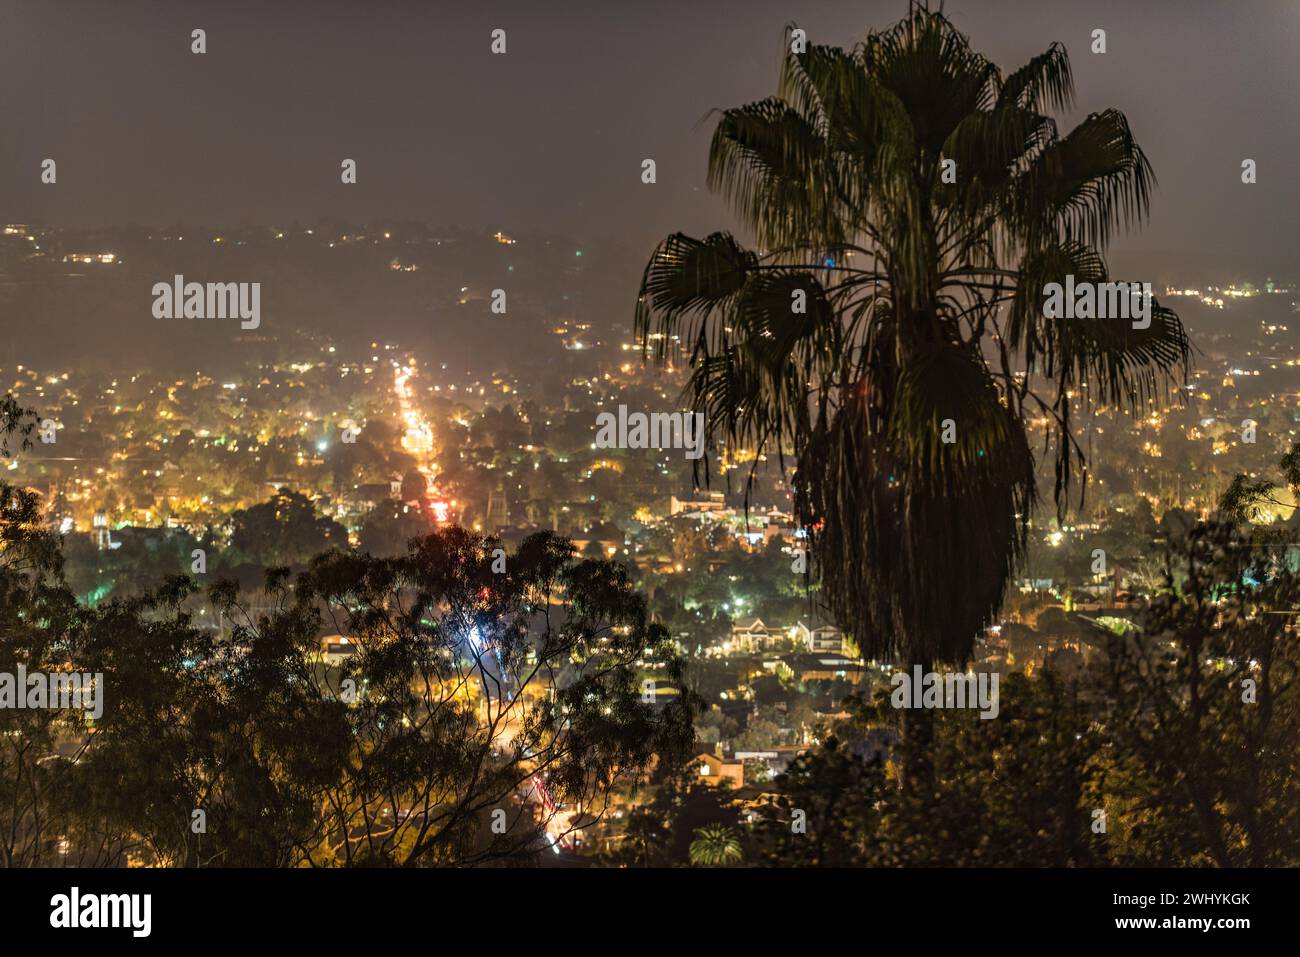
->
[1, 0, 1295, 261]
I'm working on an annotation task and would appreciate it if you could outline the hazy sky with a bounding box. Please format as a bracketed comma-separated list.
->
[1, 0, 1295, 260]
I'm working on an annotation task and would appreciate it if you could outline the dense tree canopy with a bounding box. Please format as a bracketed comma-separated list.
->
[0, 476, 697, 866]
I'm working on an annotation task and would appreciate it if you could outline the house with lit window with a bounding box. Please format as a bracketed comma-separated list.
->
[730, 617, 777, 653]
[693, 750, 745, 789]
[795, 619, 844, 654]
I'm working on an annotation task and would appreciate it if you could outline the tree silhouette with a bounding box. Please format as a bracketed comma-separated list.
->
[635, 5, 1188, 786]
[0, 474, 698, 866]
[228, 488, 348, 567]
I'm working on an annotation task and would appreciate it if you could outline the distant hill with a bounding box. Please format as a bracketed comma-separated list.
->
[0, 223, 653, 377]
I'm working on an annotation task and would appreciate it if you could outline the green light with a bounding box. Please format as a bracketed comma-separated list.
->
[83, 582, 113, 606]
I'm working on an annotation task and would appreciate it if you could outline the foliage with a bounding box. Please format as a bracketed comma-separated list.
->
[228, 488, 349, 567]
[1218, 439, 1300, 524]
[688, 823, 744, 866]
[0, 509, 698, 866]
[635, 5, 1189, 669]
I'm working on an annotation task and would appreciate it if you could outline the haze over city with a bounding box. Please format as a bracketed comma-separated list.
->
[0, 2, 1295, 935]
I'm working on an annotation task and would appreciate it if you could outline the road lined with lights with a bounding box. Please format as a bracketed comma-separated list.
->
[392, 359, 453, 523]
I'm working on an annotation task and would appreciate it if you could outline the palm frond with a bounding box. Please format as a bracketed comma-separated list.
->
[1011, 108, 1155, 249]
[997, 41, 1073, 113]
[635, 232, 757, 363]
[707, 98, 850, 251]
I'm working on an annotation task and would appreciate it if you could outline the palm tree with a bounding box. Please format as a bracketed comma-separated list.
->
[689, 823, 745, 866]
[636, 6, 1189, 748]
